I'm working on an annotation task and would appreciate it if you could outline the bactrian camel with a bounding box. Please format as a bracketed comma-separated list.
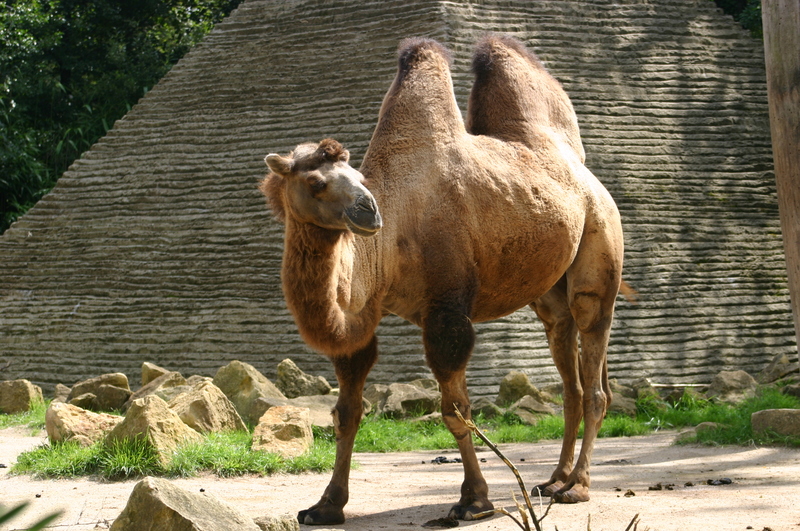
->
[261, 35, 625, 525]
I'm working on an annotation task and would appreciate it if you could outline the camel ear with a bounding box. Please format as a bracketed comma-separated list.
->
[265, 154, 293, 176]
[340, 149, 350, 163]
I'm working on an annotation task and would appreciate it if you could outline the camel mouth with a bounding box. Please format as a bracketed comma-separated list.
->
[344, 195, 382, 237]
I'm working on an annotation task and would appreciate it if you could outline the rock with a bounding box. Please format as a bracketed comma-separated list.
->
[631, 377, 659, 400]
[93, 384, 133, 412]
[496, 371, 551, 406]
[276, 359, 331, 399]
[756, 353, 799, 384]
[141, 362, 170, 386]
[67, 373, 129, 402]
[541, 381, 563, 397]
[751, 409, 800, 438]
[110, 476, 260, 531]
[45, 402, 122, 446]
[0, 379, 44, 414]
[69, 392, 98, 409]
[252, 406, 313, 458]
[782, 383, 800, 399]
[509, 394, 556, 425]
[254, 513, 300, 531]
[471, 396, 503, 419]
[213, 360, 286, 425]
[363, 383, 389, 408]
[154, 385, 193, 404]
[707, 370, 758, 404]
[106, 395, 202, 467]
[370, 383, 441, 418]
[123, 371, 187, 411]
[608, 394, 637, 417]
[408, 378, 440, 392]
[168, 380, 247, 434]
[251, 394, 338, 429]
[609, 379, 637, 399]
[187, 375, 213, 386]
[52, 383, 71, 403]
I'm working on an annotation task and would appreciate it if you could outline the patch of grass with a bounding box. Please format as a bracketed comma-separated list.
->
[13, 441, 101, 478]
[12, 430, 336, 480]
[100, 437, 163, 479]
[0, 399, 48, 433]
[671, 386, 800, 447]
[354, 417, 458, 452]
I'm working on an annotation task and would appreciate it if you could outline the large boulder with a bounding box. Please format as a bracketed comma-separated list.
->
[52, 383, 71, 403]
[276, 359, 331, 398]
[45, 402, 122, 446]
[106, 396, 202, 467]
[496, 371, 551, 406]
[0, 379, 43, 414]
[368, 383, 441, 418]
[751, 409, 800, 438]
[213, 361, 286, 425]
[756, 353, 799, 384]
[471, 396, 503, 419]
[122, 371, 187, 411]
[252, 406, 313, 458]
[509, 395, 556, 425]
[607, 394, 638, 417]
[251, 395, 338, 429]
[141, 361, 170, 386]
[168, 380, 247, 434]
[707, 370, 758, 404]
[110, 476, 260, 531]
[68, 373, 129, 401]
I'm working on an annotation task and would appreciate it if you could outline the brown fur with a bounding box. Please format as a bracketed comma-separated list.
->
[262, 36, 626, 525]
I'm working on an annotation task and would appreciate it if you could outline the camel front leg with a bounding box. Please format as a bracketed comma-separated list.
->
[298, 336, 377, 525]
[424, 308, 494, 521]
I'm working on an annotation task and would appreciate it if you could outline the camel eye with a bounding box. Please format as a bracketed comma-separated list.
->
[307, 176, 327, 194]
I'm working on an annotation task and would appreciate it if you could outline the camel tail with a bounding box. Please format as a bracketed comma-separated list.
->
[619, 280, 638, 304]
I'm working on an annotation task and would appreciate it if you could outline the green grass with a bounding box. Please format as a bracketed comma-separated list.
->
[0, 399, 48, 433]
[12, 430, 337, 480]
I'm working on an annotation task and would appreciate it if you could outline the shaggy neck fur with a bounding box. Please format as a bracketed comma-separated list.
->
[281, 214, 380, 357]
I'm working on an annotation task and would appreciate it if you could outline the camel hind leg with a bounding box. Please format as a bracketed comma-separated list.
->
[298, 336, 378, 525]
[553, 222, 622, 503]
[530, 278, 582, 498]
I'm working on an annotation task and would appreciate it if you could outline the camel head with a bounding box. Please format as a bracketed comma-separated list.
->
[262, 138, 382, 237]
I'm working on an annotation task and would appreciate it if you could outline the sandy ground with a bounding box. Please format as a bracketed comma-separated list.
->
[1, 427, 799, 531]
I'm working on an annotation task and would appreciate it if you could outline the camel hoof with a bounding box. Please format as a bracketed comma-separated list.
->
[447, 499, 494, 521]
[532, 480, 563, 499]
[552, 484, 590, 504]
[298, 506, 345, 526]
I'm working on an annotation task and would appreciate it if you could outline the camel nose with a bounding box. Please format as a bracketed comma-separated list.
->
[345, 194, 382, 235]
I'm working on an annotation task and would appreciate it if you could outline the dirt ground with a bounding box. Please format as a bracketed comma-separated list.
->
[2, 427, 799, 531]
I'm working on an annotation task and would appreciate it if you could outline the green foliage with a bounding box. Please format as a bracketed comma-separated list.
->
[0, 0, 242, 233]
[100, 437, 163, 479]
[714, 0, 762, 37]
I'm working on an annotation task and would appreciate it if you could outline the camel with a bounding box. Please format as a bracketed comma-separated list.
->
[261, 35, 625, 525]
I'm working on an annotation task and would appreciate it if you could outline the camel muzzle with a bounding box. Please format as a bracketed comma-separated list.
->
[344, 194, 382, 237]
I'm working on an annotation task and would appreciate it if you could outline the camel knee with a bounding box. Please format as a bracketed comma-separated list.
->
[583, 388, 608, 419]
[570, 292, 609, 333]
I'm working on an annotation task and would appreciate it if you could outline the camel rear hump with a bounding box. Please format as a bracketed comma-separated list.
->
[468, 35, 585, 162]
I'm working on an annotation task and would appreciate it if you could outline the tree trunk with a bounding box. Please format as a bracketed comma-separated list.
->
[763, 0, 800, 361]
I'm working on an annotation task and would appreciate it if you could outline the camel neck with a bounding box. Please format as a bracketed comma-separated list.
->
[280, 218, 380, 357]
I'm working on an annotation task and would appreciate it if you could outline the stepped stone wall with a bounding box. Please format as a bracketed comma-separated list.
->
[0, 0, 795, 397]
